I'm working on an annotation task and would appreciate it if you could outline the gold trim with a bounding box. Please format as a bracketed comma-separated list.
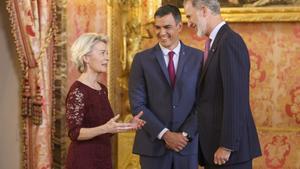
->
[107, 1, 124, 167]
[52, 0, 68, 169]
[180, 7, 300, 22]
[221, 7, 300, 22]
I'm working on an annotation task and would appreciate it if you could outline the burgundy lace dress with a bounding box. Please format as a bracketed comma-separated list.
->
[65, 81, 114, 169]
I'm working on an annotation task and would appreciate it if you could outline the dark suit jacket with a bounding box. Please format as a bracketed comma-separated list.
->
[129, 42, 203, 156]
[195, 24, 262, 166]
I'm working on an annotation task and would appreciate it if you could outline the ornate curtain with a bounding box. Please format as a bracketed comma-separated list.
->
[6, 0, 57, 168]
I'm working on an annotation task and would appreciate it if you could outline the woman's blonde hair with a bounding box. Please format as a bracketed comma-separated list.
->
[71, 33, 108, 73]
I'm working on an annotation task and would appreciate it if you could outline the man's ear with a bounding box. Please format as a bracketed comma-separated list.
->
[202, 6, 209, 17]
[177, 22, 183, 32]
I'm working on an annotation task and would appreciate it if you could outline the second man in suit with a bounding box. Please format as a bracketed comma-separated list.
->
[129, 4, 203, 169]
[183, 0, 262, 169]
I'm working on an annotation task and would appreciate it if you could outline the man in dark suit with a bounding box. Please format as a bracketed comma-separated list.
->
[129, 4, 203, 169]
[183, 0, 262, 168]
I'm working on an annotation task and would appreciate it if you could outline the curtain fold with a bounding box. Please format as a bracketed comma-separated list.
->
[7, 0, 56, 168]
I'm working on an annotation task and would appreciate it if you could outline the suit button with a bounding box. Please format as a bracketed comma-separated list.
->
[173, 105, 176, 109]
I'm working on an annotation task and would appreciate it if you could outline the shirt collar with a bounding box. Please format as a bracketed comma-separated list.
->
[209, 21, 226, 42]
[159, 41, 181, 56]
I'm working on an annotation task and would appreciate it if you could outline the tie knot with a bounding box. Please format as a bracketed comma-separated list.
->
[168, 51, 175, 59]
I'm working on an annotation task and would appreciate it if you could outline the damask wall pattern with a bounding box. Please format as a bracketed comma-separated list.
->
[140, 23, 300, 169]
[237, 23, 300, 169]
[66, 0, 107, 88]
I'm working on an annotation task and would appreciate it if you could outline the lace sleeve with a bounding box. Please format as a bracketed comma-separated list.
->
[66, 87, 85, 141]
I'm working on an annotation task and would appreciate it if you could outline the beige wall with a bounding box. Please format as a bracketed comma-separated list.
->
[0, 1, 21, 169]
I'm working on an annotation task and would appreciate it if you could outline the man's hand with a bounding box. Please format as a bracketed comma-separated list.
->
[214, 147, 231, 165]
[162, 131, 188, 152]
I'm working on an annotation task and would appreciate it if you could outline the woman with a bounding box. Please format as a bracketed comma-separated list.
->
[65, 33, 144, 169]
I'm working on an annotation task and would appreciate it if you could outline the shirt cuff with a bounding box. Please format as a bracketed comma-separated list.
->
[222, 147, 233, 152]
[158, 128, 169, 139]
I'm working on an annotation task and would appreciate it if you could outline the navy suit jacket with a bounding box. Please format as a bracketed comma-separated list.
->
[195, 24, 262, 166]
[129, 42, 203, 156]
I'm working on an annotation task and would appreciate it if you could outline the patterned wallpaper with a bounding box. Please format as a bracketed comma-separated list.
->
[235, 23, 300, 169]
[66, 0, 107, 88]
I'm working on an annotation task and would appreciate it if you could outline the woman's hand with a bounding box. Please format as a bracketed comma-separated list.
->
[104, 114, 134, 133]
[130, 111, 146, 130]
[104, 112, 146, 134]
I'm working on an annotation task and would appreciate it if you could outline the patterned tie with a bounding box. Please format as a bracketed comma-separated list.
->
[203, 38, 212, 65]
[168, 51, 176, 88]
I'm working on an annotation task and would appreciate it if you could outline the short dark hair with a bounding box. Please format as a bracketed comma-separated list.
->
[154, 4, 182, 24]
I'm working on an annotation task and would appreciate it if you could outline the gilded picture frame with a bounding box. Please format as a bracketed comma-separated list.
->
[162, 0, 300, 22]
[219, 6, 300, 22]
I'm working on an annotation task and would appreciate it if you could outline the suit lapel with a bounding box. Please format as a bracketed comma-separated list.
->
[199, 24, 229, 84]
[175, 42, 189, 88]
[154, 44, 171, 86]
[153, 42, 189, 88]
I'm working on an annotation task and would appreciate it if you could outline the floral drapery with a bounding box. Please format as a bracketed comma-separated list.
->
[7, 0, 56, 168]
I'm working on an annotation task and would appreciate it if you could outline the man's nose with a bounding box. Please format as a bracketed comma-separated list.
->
[104, 51, 109, 59]
[159, 28, 167, 36]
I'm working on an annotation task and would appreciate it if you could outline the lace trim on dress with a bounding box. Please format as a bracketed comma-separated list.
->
[66, 87, 85, 126]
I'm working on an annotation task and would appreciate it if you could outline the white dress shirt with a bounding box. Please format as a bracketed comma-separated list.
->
[159, 41, 181, 71]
